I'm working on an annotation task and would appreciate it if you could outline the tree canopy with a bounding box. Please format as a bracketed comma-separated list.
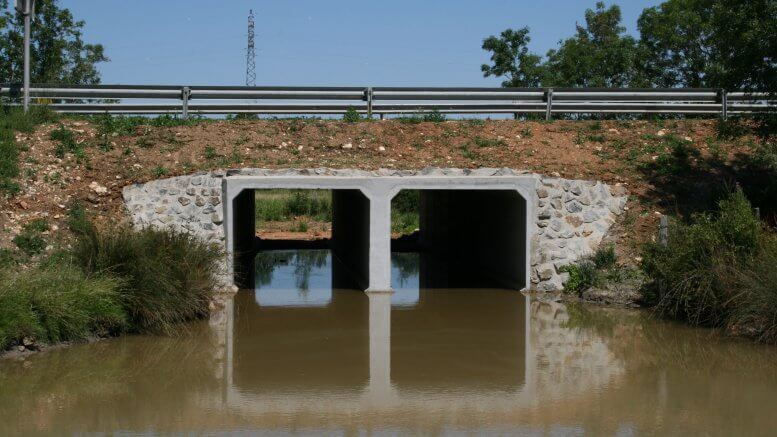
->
[0, 0, 107, 85]
[482, 0, 777, 92]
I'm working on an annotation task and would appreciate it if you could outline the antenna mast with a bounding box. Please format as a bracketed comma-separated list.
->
[246, 9, 256, 86]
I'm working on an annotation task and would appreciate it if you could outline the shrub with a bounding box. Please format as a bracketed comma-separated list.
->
[343, 107, 361, 123]
[729, 238, 777, 343]
[560, 245, 623, 296]
[0, 265, 126, 350]
[560, 261, 597, 296]
[592, 244, 616, 269]
[641, 189, 761, 326]
[72, 225, 222, 334]
[423, 109, 446, 123]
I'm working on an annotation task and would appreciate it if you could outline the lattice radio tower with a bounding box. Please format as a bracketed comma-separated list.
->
[246, 9, 256, 87]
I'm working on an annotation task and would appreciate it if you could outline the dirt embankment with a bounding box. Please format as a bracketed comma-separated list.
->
[0, 118, 757, 263]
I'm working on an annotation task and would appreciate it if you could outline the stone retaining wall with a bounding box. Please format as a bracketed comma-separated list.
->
[121, 168, 627, 291]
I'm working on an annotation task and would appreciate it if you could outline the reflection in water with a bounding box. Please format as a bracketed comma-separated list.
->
[2, 250, 777, 435]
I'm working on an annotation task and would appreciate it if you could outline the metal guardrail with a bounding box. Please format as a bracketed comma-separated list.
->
[1, 84, 773, 120]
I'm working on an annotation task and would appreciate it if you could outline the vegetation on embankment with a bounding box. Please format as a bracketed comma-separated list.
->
[0, 205, 222, 353]
[640, 190, 777, 344]
[0, 106, 58, 196]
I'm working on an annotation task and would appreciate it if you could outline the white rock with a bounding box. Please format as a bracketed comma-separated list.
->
[88, 181, 108, 194]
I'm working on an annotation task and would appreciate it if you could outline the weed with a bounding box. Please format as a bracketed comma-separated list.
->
[12, 219, 49, 256]
[592, 245, 616, 268]
[152, 166, 168, 177]
[397, 109, 446, 124]
[50, 125, 81, 158]
[422, 109, 446, 123]
[204, 146, 219, 160]
[293, 221, 309, 232]
[473, 136, 506, 148]
[561, 245, 620, 296]
[459, 143, 476, 159]
[715, 117, 749, 139]
[136, 136, 153, 149]
[343, 107, 362, 123]
[560, 261, 597, 296]
[586, 134, 606, 143]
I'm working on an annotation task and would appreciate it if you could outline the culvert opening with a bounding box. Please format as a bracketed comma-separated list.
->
[390, 189, 528, 291]
[231, 188, 371, 293]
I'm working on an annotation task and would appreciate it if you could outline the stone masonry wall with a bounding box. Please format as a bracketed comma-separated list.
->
[122, 171, 226, 245]
[531, 176, 628, 291]
[121, 168, 627, 292]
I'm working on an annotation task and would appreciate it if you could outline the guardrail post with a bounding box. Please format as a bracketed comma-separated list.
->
[659, 215, 669, 247]
[719, 89, 728, 120]
[181, 86, 191, 119]
[545, 88, 554, 121]
[365, 87, 373, 119]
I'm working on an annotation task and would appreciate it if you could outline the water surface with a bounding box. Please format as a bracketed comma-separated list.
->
[1, 249, 776, 435]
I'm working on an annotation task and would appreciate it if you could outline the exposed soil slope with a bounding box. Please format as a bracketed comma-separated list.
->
[0, 118, 757, 263]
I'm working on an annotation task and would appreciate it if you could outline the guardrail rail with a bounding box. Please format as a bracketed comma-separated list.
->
[1, 84, 773, 119]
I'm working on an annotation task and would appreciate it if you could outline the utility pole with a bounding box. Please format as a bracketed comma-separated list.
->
[15, 0, 35, 112]
[246, 9, 256, 87]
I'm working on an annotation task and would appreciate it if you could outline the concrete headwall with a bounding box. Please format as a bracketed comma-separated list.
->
[122, 168, 627, 292]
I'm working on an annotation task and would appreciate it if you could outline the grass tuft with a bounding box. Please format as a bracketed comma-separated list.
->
[72, 224, 222, 334]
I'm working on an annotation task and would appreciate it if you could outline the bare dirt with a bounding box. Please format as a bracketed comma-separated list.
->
[0, 117, 757, 265]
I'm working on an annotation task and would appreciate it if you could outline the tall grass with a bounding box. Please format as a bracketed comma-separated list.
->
[0, 266, 126, 351]
[72, 224, 222, 334]
[255, 190, 332, 223]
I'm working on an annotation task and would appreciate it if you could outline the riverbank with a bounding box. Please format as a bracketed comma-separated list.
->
[0, 202, 224, 354]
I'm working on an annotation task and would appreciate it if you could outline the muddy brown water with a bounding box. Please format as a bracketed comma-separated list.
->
[1, 250, 776, 436]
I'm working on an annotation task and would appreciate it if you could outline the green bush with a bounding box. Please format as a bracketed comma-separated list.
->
[730, 238, 777, 343]
[73, 225, 222, 334]
[343, 107, 361, 123]
[592, 244, 616, 269]
[641, 189, 761, 326]
[560, 245, 622, 296]
[0, 266, 126, 350]
[560, 261, 597, 295]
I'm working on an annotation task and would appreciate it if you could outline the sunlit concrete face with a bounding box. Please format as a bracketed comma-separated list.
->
[223, 169, 536, 292]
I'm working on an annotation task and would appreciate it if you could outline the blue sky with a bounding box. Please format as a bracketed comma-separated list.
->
[61, 0, 662, 86]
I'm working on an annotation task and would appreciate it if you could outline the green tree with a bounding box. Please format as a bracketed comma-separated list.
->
[481, 27, 546, 87]
[638, 0, 776, 92]
[544, 2, 642, 87]
[637, 0, 714, 87]
[0, 0, 107, 84]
